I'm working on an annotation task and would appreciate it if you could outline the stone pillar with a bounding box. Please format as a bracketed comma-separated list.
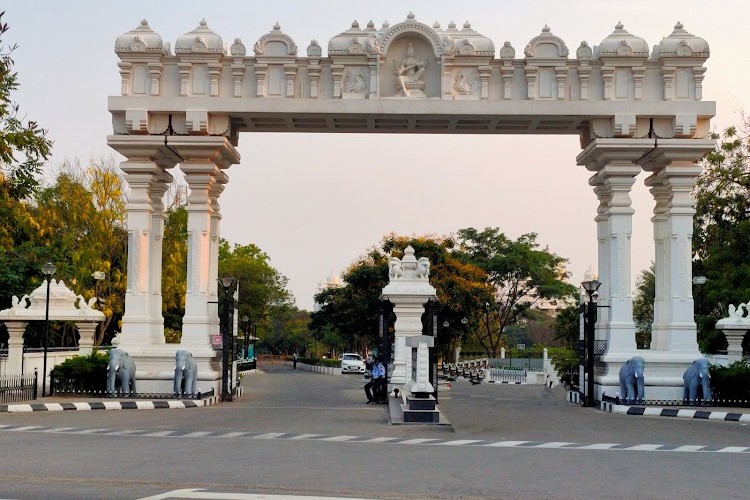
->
[5, 322, 27, 374]
[640, 141, 714, 355]
[381, 246, 436, 387]
[405, 335, 435, 394]
[207, 173, 228, 341]
[107, 136, 178, 349]
[170, 137, 240, 355]
[76, 322, 97, 355]
[590, 163, 641, 353]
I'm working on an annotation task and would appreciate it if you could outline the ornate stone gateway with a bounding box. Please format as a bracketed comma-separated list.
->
[108, 13, 715, 399]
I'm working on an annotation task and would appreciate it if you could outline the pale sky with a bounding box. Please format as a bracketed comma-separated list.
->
[7, 1, 749, 310]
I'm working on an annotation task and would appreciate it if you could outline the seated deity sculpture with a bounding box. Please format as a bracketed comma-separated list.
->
[394, 41, 427, 97]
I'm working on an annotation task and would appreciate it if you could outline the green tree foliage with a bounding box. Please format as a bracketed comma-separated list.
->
[632, 263, 655, 349]
[0, 12, 53, 199]
[693, 119, 750, 353]
[162, 206, 187, 333]
[456, 227, 577, 356]
[553, 303, 580, 348]
[311, 234, 492, 358]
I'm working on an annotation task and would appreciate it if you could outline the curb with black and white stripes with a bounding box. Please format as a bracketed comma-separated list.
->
[600, 401, 750, 422]
[0, 396, 219, 413]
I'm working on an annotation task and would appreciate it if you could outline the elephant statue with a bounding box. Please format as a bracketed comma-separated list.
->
[618, 356, 645, 404]
[683, 358, 712, 404]
[174, 350, 198, 396]
[106, 348, 136, 396]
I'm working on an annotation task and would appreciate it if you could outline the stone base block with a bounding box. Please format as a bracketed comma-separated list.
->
[402, 404, 440, 423]
[406, 394, 436, 411]
[121, 345, 222, 395]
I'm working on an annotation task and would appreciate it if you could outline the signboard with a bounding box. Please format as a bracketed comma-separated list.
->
[516, 343, 526, 350]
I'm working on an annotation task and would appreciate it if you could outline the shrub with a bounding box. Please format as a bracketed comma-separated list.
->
[50, 351, 109, 393]
[710, 361, 750, 401]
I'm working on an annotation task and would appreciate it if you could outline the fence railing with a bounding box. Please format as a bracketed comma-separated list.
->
[485, 367, 528, 384]
[0, 371, 38, 404]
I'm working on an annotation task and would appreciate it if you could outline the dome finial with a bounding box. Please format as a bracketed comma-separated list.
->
[542, 24, 551, 33]
[407, 11, 415, 20]
[615, 21, 624, 30]
[273, 21, 281, 31]
[674, 21, 684, 30]
[140, 19, 148, 26]
[199, 19, 207, 27]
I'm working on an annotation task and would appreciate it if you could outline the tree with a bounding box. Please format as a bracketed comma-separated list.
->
[693, 119, 750, 353]
[0, 12, 53, 199]
[218, 240, 295, 347]
[632, 263, 655, 349]
[162, 206, 187, 334]
[553, 304, 581, 348]
[456, 227, 578, 357]
[311, 234, 492, 358]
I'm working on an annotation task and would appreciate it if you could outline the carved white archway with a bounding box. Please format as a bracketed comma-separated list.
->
[108, 14, 714, 399]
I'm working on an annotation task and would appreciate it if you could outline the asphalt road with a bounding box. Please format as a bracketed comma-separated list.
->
[0, 362, 748, 499]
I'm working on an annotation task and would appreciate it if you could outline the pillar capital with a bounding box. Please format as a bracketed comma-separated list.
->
[164, 136, 241, 168]
[107, 135, 181, 170]
[636, 138, 715, 172]
[576, 138, 654, 171]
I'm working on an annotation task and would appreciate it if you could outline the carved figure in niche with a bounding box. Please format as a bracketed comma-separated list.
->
[453, 72, 473, 95]
[389, 257, 404, 279]
[415, 257, 431, 279]
[393, 41, 427, 97]
[342, 70, 367, 93]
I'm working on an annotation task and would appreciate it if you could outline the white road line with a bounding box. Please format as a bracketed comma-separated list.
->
[252, 432, 286, 440]
[533, 442, 576, 448]
[397, 438, 441, 445]
[76, 428, 110, 434]
[485, 441, 530, 447]
[716, 446, 749, 453]
[7, 426, 43, 431]
[577, 443, 619, 450]
[440, 439, 483, 446]
[671, 445, 706, 452]
[215, 432, 250, 439]
[181, 431, 213, 438]
[41, 427, 76, 433]
[143, 431, 177, 437]
[626, 444, 663, 451]
[320, 435, 358, 442]
[288, 433, 323, 440]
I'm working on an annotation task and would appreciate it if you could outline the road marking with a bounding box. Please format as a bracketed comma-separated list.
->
[139, 489, 376, 500]
[1, 425, 748, 454]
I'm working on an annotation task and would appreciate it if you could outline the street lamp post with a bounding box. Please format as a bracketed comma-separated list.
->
[242, 316, 249, 360]
[581, 279, 601, 407]
[41, 261, 57, 397]
[92, 271, 105, 346]
[218, 276, 237, 402]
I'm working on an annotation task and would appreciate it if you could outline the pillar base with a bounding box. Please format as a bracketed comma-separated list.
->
[123, 344, 221, 394]
[595, 349, 702, 401]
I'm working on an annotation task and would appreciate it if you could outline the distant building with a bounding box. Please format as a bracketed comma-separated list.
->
[313, 272, 343, 312]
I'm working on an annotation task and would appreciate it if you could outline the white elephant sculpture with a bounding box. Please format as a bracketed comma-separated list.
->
[107, 348, 136, 396]
[174, 350, 198, 396]
[683, 358, 712, 404]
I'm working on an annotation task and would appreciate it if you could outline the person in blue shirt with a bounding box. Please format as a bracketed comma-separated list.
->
[364, 358, 387, 403]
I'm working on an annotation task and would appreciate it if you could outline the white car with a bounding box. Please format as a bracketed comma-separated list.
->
[340, 353, 365, 374]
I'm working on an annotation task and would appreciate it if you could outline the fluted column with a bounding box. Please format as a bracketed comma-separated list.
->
[591, 164, 641, 352]
[168, 137, 240, 354]
[107, 136, 178, 348]
[640, 140, 713, 354]
[208, 172, 228, 339]
[578, 139, 651, 357]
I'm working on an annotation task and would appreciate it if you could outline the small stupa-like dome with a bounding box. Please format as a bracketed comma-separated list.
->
[656, 22, 709, 58]
[175, 19, 225, 55]
[596, 22, 649, 58]
[115, 19, 165, 54]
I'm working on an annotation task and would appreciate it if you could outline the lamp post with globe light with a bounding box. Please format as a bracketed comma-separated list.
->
[41, 261, 57, 397]
[581, 279, 601, 407]
[218, 276, 237, 402]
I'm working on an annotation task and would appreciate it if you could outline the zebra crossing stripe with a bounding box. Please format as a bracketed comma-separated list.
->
[626, 444, 663, 451]
[485, 441, 531, 447]
[1, 424, 749, 454]
[717, 446, 750, 453]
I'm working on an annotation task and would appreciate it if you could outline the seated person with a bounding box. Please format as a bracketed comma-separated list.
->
[364, 358, 387, 403]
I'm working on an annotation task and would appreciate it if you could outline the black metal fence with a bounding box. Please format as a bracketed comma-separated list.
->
[0, 371, 38, 404]
[49, 381, 215, 400]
